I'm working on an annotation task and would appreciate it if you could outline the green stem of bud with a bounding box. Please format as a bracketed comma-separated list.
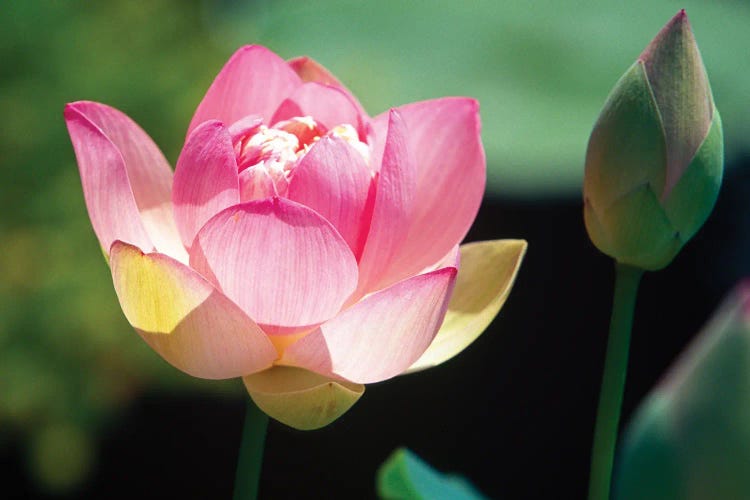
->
[588, 263, 643, 500]
[233, 396, 268, 500]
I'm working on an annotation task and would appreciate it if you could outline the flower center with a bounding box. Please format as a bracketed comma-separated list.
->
[233, 116, 369, 201]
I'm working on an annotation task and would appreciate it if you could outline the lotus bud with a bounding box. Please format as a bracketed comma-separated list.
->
[615, 282, 750, 499]
[583, 10, 723, 270]
[65, 44, 526, 430]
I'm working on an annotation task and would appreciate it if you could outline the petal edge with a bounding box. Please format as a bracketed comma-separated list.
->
[282, 266, 457, 384]
[408, 239, 527, 372]
[243, 366, 364, 430]
[110, 241, 277, 379]
[188, 45, 301, 135]
[189, 197, 359, 330]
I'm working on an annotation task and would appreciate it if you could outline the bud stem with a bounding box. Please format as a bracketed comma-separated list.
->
[588, 263, 643, 500]
[233, 396, 268, 500]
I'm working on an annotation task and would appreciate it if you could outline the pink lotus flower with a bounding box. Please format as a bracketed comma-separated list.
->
[65, 46, 526, 429]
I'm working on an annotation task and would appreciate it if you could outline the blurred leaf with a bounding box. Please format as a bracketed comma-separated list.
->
[615, 282, 750, 499]
[27, 423, 94, 494]
[377, 448, 486, 500]
[207, 0, 750, 196]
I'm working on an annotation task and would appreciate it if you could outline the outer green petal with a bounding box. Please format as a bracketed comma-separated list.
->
[110, 241, 277, 380]
[583, 61, 667, 211]
[663, 109, 723, 242]
[599, 184, 681, 271]
[407, 239, 527, 373]
[639, 10, 714, 196]
[243, 366, 364, 430]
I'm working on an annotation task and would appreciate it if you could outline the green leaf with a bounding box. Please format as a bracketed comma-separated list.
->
[377, 448, 487, 500]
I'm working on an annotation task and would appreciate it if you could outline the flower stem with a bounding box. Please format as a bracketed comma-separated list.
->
[588, 262, 643, 500]
[233, 397, 268, 500]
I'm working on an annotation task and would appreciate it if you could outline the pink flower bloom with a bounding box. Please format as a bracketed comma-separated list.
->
[65, 46, 526, 429]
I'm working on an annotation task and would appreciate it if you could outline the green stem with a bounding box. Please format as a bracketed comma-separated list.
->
[233, 397, 268, 500]
[588, 262, 643, 500]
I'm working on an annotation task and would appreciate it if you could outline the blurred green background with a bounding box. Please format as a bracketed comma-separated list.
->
[1, 0, 749, 495]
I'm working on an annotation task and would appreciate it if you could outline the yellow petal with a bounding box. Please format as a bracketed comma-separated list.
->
[110, 241, 277, 380]
[243, 366, 364, 430]
[408, 239, 527, 372]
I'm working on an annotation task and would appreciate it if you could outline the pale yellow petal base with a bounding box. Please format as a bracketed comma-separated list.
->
[110, 241, 276, 379]
[243, 366, 364, 430]
[408, 239, 527, 372]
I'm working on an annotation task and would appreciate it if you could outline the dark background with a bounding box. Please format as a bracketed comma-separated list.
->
[2, 1, 749, 498]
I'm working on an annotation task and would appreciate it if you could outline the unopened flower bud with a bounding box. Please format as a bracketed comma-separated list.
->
[583, 10, 723, 270]
[615, 282, 750, 499]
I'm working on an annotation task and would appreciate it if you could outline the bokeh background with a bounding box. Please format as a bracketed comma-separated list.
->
[2, 0, 749, 498]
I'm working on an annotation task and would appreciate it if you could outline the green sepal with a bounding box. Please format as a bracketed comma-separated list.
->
[376, 448, 486, 500]
[584, 61, 667, 212]
[594, 183, 682, 270]
[663, 108, 723, 242]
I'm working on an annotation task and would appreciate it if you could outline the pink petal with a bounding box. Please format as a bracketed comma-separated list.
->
[288, 56, 346, 87]
[372, 98, 485, 275]
[173, 120, 239, 250]
[281, 266, 458, 384]
[287, 136, 375, 259]
[189, 197, 358, 330]
[269, 100, 305, 126]
[355, 110, 416, 295]
[65, 102, 185, 260]
[426, 244, 460, 272]
[372, 97, 486, 278]
[228, 114, 264, 143]
[110, 241, 277, 379]
[187, 46, 301, 136]
[270, 82, 363, 134]
[287, 56, 369, 118]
